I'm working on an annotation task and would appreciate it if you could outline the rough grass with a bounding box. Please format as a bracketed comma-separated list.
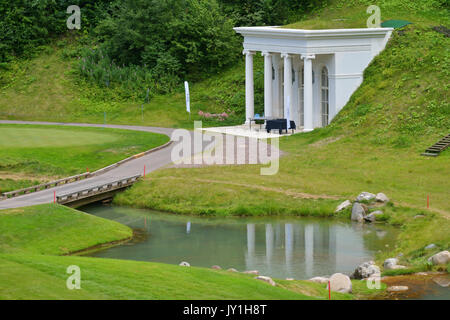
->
[0, 123, 169, 191]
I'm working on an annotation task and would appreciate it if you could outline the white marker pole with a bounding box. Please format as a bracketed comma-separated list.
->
[184, 81, 190, 120]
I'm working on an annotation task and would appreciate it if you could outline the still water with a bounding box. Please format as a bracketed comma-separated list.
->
[83, 204, 399, 280]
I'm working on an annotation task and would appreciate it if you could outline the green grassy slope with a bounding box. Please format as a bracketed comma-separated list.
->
[0, 204, 365, 300]
[0, 39, 251, 129]
[0, 124, 169, 192]
[0, 204, 132, 255]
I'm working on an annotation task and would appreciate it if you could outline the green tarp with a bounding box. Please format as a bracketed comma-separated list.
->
[381, 20, 412, 29]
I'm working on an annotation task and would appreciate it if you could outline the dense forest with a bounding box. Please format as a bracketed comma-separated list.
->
[0, 0, 326, 94]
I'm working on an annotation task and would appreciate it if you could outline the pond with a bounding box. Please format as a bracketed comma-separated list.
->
[82, 204, 400, 281]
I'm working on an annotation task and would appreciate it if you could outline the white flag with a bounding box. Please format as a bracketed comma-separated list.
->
[184, 81, 190, 113]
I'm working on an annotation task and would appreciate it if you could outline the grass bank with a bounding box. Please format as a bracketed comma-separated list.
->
[0, 204, 381, 300]
[0, 124, 169, 192]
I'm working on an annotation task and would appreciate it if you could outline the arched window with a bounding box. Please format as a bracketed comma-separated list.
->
[321, 67, 329, 126]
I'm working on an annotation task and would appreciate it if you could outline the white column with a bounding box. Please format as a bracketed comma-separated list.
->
[262, 51, 273, 118]
[272, 55, 281, 118]
[301, 54, 315, 131]
[243, 50, 255, 124]
[281, 53, 292, 121]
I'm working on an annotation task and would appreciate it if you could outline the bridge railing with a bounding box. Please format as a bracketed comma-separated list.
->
[56, 175, 141, 205]
[1, 172, 92, 200]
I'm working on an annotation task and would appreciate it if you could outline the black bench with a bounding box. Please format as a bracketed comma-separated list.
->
[266, 119, 296, 134]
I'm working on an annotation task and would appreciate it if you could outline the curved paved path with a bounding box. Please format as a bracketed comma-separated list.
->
[0, 120, 280, 209]
[0, 121, 180, 209]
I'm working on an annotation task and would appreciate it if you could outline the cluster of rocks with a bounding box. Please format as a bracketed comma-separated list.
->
[309, 273, 352, 294]
[179, 262, 277, 286]
[335, 192, 390, 223]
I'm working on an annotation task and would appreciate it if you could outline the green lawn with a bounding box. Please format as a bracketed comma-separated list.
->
[0, 204, 375, 300]
[0, 124, 169, 192]
[0, 204, 132, 255]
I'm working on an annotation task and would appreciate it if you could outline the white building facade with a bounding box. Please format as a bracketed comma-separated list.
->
[234, 26, 393, 131]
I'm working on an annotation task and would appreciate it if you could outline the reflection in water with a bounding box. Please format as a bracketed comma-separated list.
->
[83, 204, 398, 280]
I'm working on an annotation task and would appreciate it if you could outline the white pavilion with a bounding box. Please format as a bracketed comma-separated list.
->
[234, 26, 393, 131]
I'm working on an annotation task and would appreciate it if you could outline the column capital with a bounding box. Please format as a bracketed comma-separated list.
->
[280, 52, 291, 59]
[301, 54, 316, 60]
[243, 49, 256, 56]
[261, 51, 272, 57]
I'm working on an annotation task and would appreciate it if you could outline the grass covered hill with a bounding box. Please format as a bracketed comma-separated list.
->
[0, 204, 378, 300]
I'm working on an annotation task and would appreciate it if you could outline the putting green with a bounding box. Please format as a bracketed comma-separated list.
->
[0, 127, 118, 148]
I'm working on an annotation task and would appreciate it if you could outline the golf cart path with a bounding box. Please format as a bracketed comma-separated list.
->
[0, 120, 281, 209]
[0, 121, 179, 209]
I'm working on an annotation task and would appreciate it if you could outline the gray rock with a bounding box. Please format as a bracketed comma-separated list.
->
[327, 273, 352, 293]
[285, 278, 295, 281]
[255, 276, 276, 286]
[413, 215, 425, 219]
[375, 193, 390, 203]
[335, 200, 352, 213]
[383, 258, 407, 270]
[387, 285, 409, 292]
[243, 270, 259, 275]
[356, 192, 376, 202]
[211, 265, 222, 270]
[425, 244, 437, 250]
[351, 203, 366, 222]
[227, 268, 238, 272]
[179, 261, 190, 267]
[428, 251, 450, 265]
[433, 277, 450, 288]
[364, 210, 383, 222]
[309, 276, 329, 284]
[351, 261, 381, 279]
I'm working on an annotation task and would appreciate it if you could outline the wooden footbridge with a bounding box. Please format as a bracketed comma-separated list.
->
[56, 175, 142, 208]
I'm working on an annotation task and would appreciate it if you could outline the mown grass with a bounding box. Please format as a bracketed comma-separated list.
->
[0, 204, 368, 300]
[0, 204, 132, 255]
[0, 124, 169, 192]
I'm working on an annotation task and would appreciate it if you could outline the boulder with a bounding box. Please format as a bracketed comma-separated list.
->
[413, 215, 425, 219]
[243, 270, 259, 275]
[285, 278, 295, 281]
[179, 261, 190, 267]
[433, 277, 450, 288]
[335, 200, 352, 213]
[428, 251, 450, 265]
[227, 268, 238, 272]
[425, 244, 437, 250]
[351, 203, 366, 222]
[383, 258, 406, 270]
[387, 285, 409, 292]
[351, 261, 380, 279]
[364, 210, 383, 222]
[211, 265, 222, 270]
[375, 193, 390, 203]
[327, 273, 352, 293]
[255, 276, 276, 286]
[309, 276, 329, 284]
[356, 192, 376, 202]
